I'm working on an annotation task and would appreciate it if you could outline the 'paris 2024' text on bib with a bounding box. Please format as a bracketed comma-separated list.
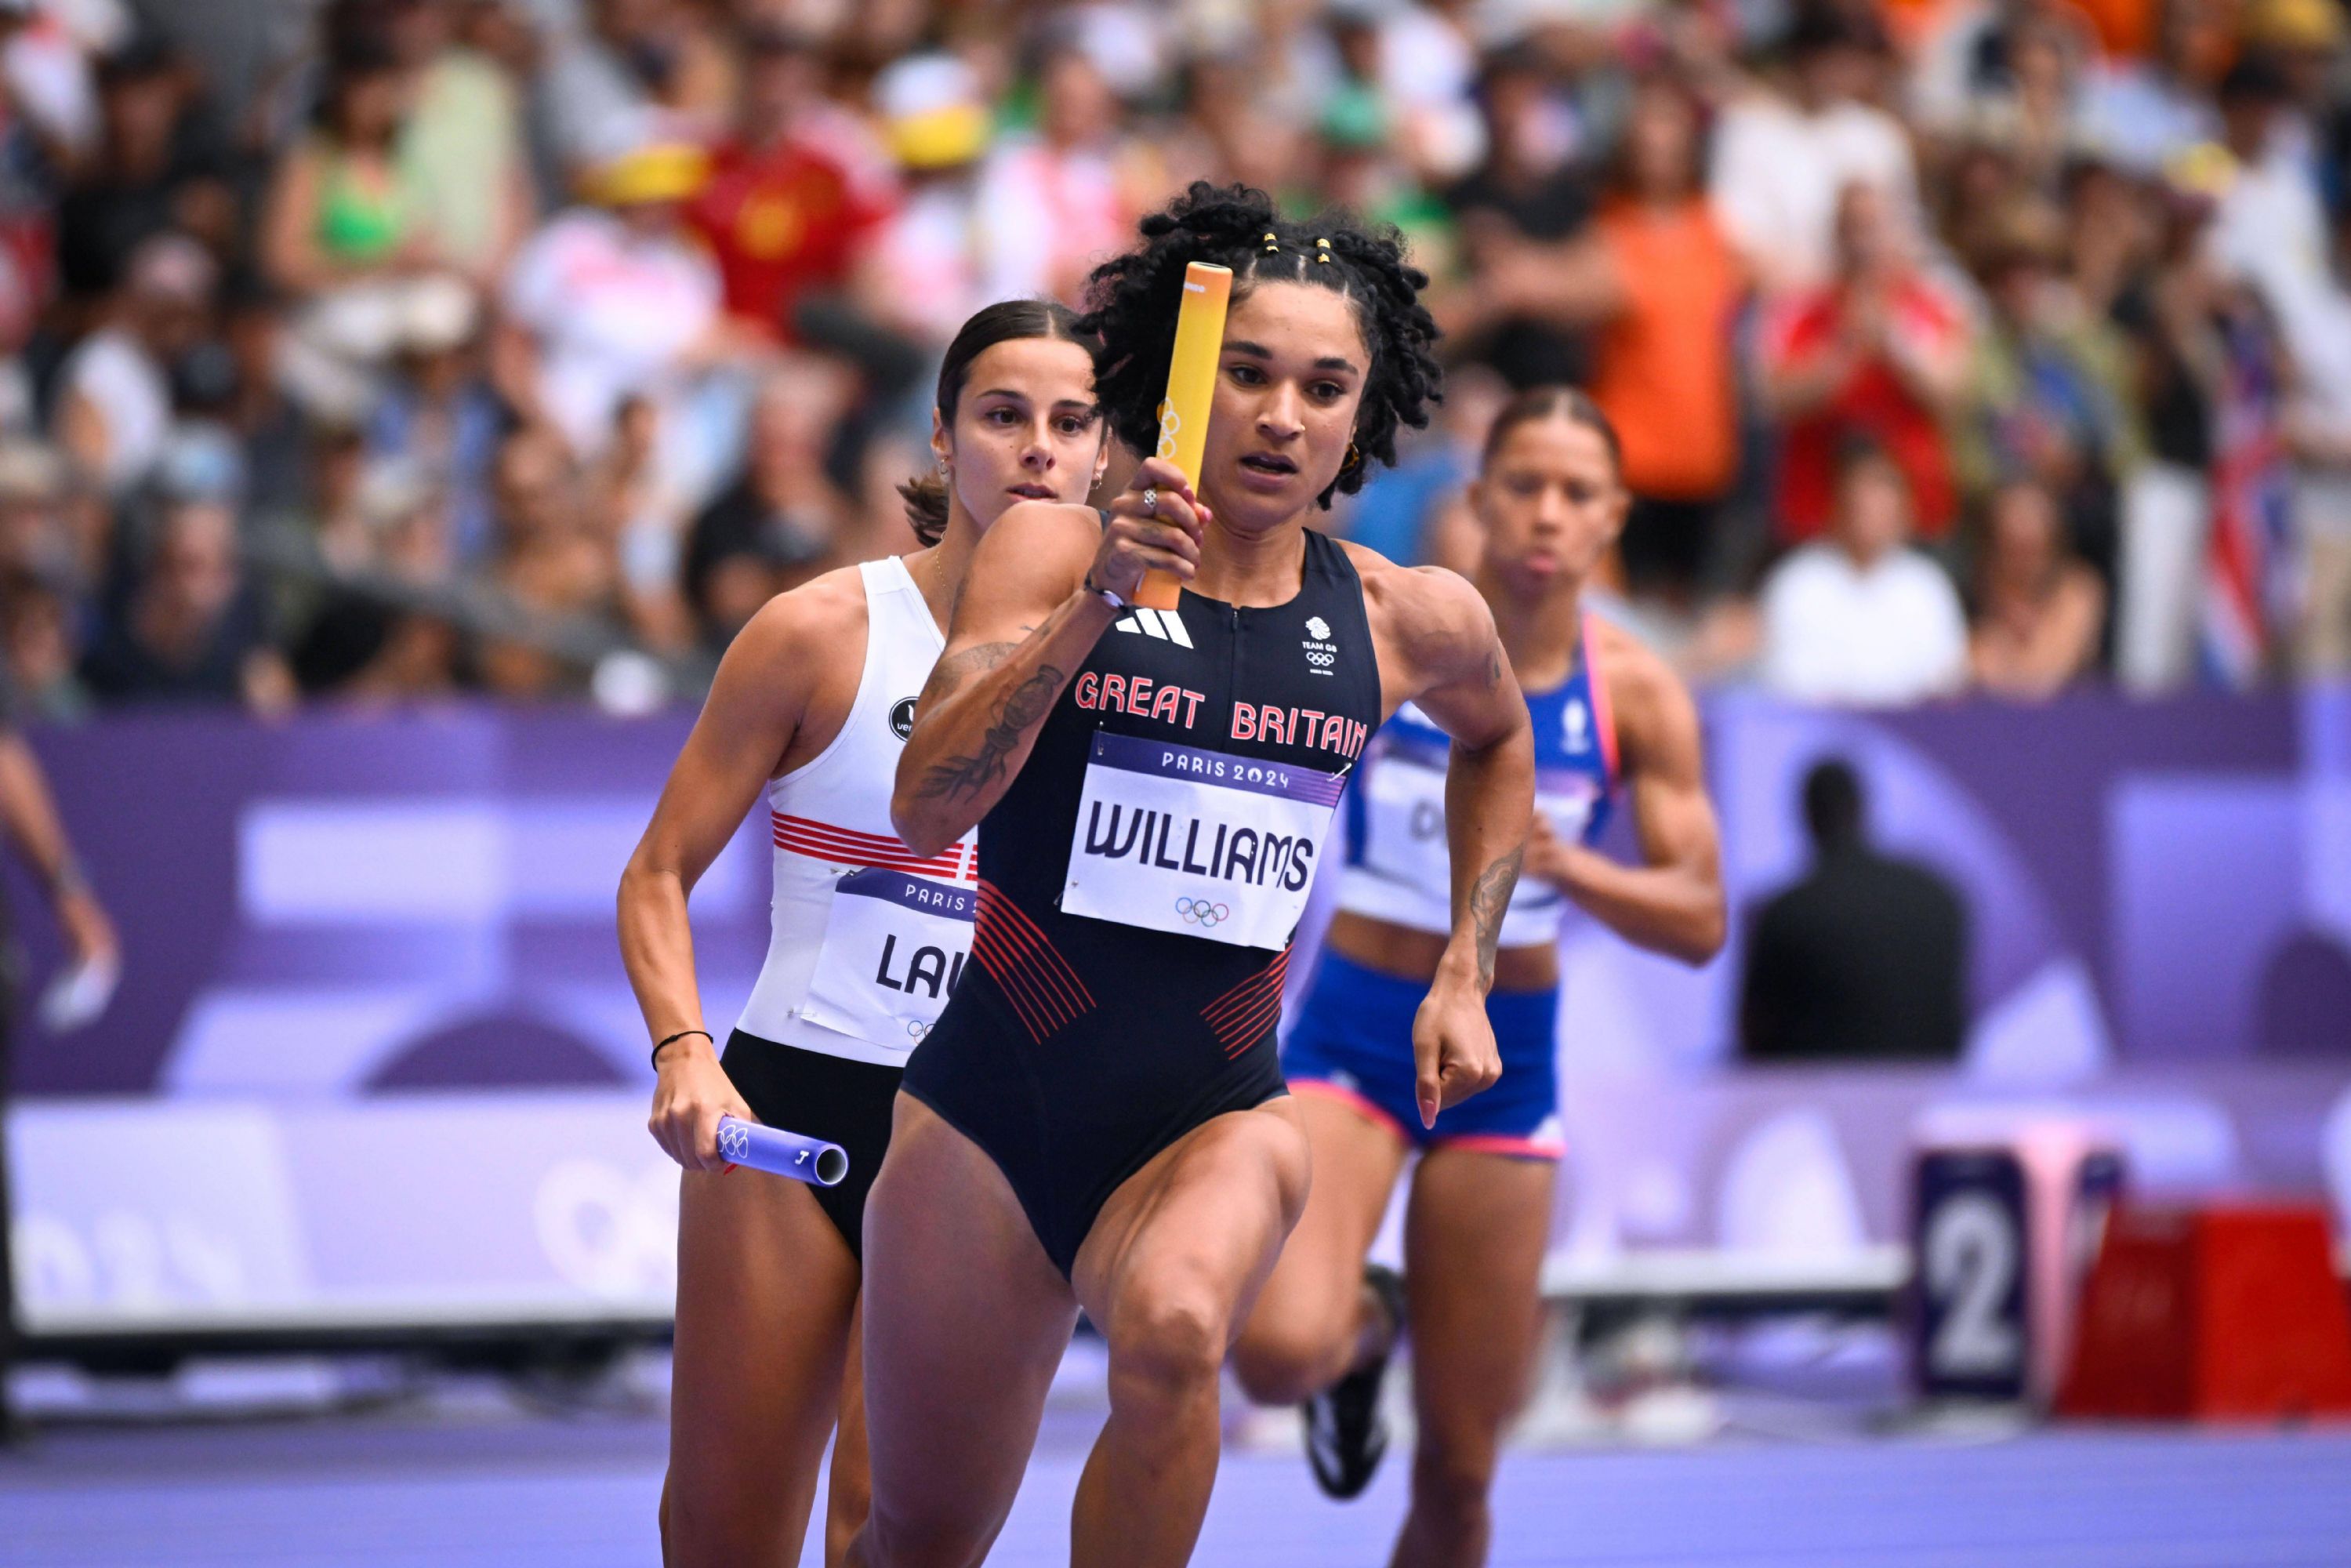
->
[800, 868, 975, 1048]
[1061, 732, 1347, 950]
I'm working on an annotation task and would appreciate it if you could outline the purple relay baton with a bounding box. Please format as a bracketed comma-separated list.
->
[716, 1116, 849, 1188]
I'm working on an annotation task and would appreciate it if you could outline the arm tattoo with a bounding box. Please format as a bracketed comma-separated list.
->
[916, 641, 1017, 711]
[916, 662, 1068, 802]
[1467, 847, 1524, 991]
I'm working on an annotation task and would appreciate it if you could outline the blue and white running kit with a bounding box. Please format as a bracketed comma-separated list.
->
[1285, 614, 1618, 1158]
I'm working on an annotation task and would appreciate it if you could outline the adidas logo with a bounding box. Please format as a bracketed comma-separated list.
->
[1113, 607, 1194, 648]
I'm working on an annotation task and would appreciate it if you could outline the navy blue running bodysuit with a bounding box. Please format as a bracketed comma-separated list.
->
[901, 529, 1384, 1277]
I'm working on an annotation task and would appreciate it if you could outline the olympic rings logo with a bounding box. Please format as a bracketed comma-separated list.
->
[905, 1020, 931, 1040]
[1175, 896, 1231, 927]
[1156, 401, 1181, 460]
[1305, 651, 1334, 667]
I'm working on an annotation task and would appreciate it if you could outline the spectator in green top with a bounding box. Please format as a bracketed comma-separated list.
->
[1959, 198, 2142, 604]
[262, 20, 465, 423]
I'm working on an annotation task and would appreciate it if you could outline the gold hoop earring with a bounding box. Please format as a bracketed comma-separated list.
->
[1344, 441, 1361, 471]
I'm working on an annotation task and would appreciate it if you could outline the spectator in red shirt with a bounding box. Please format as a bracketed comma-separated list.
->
[1759, 180, 1972, 543]
[685, 23, 894, 343]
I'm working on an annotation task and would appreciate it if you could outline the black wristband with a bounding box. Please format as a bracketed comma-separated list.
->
[651, 1029, 712, 1070]
[1081, 567, 1127, 609]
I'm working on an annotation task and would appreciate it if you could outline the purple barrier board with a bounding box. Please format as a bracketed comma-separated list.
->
[4, 692, 2346, 1334]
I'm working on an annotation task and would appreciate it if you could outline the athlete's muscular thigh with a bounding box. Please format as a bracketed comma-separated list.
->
[1074, 1098, 1313, 1356]
[854, 1096, 1076, 1568]
[665, 1166, 859, 1568]
[1233, 1093, 1408, 1403]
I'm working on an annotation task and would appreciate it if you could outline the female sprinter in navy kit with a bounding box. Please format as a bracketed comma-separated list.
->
[616, 301, 1107, 1568]
[1234, 387, 1726, 1565]
[846, 184, 1536, 1568]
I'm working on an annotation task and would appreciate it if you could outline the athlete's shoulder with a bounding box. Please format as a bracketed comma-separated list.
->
[1589, 612, 1665, 682]
[1591, 614, 1700, 767]
[724, 561, 872, 677]
[1342, 539, 1493, 663]
[695, 562, 874, 747]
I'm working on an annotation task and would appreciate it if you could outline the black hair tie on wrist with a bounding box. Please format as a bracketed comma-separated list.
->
[652, 1029, 713, 1070]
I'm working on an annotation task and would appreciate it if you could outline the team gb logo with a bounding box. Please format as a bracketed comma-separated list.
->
[1301, 615, 1337, 674]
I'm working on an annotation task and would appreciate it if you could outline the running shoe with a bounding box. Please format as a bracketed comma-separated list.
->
[1302, 1262, 1406, 1500]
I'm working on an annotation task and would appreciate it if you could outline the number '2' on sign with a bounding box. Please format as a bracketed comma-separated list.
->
[1911, 1149, 2029, 1401]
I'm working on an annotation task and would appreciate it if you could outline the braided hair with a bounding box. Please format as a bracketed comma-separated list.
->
[1077, 182, 1442, 510]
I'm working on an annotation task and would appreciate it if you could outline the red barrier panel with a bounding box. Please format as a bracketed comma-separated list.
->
[2058, 1204, 2351, 1421]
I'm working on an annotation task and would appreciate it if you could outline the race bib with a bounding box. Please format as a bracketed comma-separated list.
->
[1360, 741, 1593, 907]
[800, 868, 975, 1052]
[1061, 732, 1346, 950]
[1357, 740, 1452, 904]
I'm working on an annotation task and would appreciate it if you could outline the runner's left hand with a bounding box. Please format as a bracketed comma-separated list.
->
[1410, 975, 1501, 1128]
[1525, 814, 1582, 895]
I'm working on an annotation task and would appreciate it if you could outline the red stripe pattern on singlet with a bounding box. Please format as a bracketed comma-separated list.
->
[1201, 946, 1291, 1057]
[771, 812, 975, 881]
[971, 880, 1096, 1043]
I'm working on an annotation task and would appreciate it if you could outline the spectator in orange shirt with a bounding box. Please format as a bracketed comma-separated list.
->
[1758, 180, 1972, 543]
[685, 22, 894, 344]
[1586, 78, 1747, 603]
[2075, 0, 2160, 59]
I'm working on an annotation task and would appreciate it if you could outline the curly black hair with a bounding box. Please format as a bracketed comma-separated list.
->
[1076, 182, 1442, 510]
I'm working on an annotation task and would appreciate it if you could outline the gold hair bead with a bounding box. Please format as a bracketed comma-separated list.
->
[1315, 236, 1332, 263]
[1263, 230, 1279, 252]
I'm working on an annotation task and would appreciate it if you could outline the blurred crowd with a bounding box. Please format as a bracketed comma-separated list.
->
[0, 0, 2346, 719]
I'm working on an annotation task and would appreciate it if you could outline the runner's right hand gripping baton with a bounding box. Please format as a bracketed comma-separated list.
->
[717, 1116, 848, 1187]
[1135, 261, 1232, 612]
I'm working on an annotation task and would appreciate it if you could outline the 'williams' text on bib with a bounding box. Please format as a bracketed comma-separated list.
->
[1061, 732, 1347, 950]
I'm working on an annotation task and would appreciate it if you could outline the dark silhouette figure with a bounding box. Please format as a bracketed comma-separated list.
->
[1739, 758, 1970, 1063]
